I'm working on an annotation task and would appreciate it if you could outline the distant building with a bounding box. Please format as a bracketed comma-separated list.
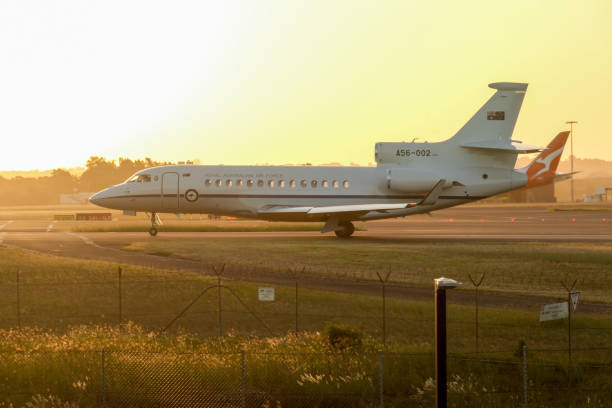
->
[583, 187, 612, 202]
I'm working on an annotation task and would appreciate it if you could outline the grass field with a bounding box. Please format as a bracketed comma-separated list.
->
[123, 239, 612, 304]
[1, 246, 611, 406]
[1, 246, 611, 351]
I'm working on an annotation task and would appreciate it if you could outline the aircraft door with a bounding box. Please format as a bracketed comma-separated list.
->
[161, 172, 180, 211]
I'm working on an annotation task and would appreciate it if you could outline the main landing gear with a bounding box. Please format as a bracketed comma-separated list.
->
[334, 221, 355, 239]
[149, 212, 158, 236]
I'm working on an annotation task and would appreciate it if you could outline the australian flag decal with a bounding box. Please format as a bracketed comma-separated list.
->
[487, 111, 505, 120]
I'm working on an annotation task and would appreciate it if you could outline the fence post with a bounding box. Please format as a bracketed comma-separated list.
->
[118, 267, 122, 326]
[241, 349, 246, 408]
[213, 265, 225, 338]
[16, 269, 21, 330]
[376, 269, 391, 346]
[101, 348, 106, 407]
[379, 349, 384, 408]
[522, 344, 528, 408]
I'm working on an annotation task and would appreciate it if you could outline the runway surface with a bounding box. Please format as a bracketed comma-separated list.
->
[1, 205, 611, 315]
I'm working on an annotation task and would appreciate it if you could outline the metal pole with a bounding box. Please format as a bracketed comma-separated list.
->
[475, 287, 479, 353]
[435, 287, 447, 408]
[241, 349, 246, 408]
[101, 348, 106, 407]
[434, 277, 460, 408]
[295, 279, 299, 334]
[469, 273, 485, 354]
[567, 290, 572, 367]
[16, 269, 21, 330]
[376, 269, 391, 347]
[523, 344, 528, 408]
[566, 121, 577, 202]
[118, 267, 122, 326]
[218, 275, 223, 338]
[382, 282, 386, 346]
[379, 349, 384, 408]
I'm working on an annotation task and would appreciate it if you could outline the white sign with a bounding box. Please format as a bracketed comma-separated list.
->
[258, 287, 275, 301]
[570, 292, 580, 311]
[539, 302, 568, 322]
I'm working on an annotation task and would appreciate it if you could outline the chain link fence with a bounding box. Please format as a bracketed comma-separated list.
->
[2, 348, 611, 407]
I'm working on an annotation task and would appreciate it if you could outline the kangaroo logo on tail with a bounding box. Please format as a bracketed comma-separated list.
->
[524, 131, 570, 187]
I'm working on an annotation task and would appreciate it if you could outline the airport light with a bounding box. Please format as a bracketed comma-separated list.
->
[435, 277, 461, 408]
[565, 121, 578, 202]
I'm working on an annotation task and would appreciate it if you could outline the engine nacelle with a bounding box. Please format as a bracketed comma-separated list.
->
[386, 168, 450, 193]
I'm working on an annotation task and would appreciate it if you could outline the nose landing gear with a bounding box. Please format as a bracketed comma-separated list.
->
[334, 221, 355, 238]
[149, 212, 158, 236]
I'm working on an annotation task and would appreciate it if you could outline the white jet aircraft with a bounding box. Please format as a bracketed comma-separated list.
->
[90, 82, 570, 238]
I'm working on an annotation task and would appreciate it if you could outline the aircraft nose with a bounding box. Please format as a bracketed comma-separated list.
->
[89, 189, 108, 206]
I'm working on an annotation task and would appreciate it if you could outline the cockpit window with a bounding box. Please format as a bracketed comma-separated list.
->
[127, 174, 151, 183]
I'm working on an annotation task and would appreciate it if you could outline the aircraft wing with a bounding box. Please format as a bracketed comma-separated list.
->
[258, 202, 412, 217]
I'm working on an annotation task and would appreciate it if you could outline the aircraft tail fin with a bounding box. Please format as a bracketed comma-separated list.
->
[449, 82, 528, 145]
[521, 131, 570, 187]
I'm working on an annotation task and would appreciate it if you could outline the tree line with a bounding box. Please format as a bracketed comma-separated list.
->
[0, 157, 170, 206]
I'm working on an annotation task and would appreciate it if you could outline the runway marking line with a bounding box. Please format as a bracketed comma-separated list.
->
[65, 232, 103, 249]
[46, 220, 57, 232]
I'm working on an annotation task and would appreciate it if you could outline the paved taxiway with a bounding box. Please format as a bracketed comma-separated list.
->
[1, 206, 610, 315]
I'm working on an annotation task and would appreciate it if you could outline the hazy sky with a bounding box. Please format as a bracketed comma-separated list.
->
[1, 0, 611, 170]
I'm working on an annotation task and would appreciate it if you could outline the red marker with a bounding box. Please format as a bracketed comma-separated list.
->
[511, 218, 515, 222]
[603, 218, 607, 222]
[480, 218, 484, 222]
[571, 218, 576, 223]
[449, 218, 454, 222]
[541, 218, 545, 222]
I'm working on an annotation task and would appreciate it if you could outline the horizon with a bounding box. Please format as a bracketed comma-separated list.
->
[2, 1, 611, 170]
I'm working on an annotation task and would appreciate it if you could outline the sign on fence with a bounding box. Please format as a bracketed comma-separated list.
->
[258, 287, 275, 301]
[570, 292, 580, 311]
[539, 302, 568, 322]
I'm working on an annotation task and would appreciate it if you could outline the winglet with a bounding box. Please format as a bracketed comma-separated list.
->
[522, 131, 570, 187]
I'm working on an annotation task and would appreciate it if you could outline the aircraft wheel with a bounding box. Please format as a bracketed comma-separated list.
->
[334, 221, 355, 238]
[149, 227, 158, 236]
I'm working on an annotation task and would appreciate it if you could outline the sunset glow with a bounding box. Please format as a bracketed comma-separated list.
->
[1, 0, 611, 170]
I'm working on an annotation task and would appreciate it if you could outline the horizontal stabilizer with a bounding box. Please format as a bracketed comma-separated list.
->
[461, 140, 544, 153]
[554, 172, 580, 182]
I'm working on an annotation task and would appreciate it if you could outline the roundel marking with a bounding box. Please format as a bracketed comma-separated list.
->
[185, 189, 199, 202]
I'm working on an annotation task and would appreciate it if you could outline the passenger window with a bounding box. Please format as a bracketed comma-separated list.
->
[215, 179, 222, 187]
[332, 180, 339, 188]
[279, 180, 285, 188]
[205, 179, 212, 187]
[290, 180, 296, 188]
[343, 180, 350, 188]
[154, 175, 159, 181]
[226, 180, 232, 187]
[268, 180, 275, 188]
[322, 180, 329, 188]
[247, 180, 254, 187]
[311, 180, 317, 188]
[257, 180, 264, 187]
[300, 180, 307, 188]
[236, 179, 243, 187]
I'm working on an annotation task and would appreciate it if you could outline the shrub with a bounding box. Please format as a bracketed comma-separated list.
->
[324, 324, 363, 350]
